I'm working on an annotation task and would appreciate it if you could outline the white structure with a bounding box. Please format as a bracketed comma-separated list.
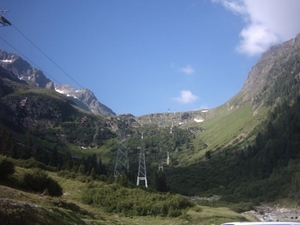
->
[136, 132, 148, 188]
[167, 151, 170, 165]
[158, 147, 164, 171]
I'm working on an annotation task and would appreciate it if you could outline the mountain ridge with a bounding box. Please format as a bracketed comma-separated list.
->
[0, 50, 116, 116]
[1, 31, 300, 225]
[233, 33, 300, 111]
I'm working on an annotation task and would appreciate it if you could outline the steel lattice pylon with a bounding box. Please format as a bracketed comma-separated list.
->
[158, 146, 164, 171]
[136, 132, 148, 187]
[167, 151, 170, 165]
[114, 120, 129, 177]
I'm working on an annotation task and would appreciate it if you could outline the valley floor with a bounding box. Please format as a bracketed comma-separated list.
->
[3, 165, 299, 225]
[0, 183, 250, 225]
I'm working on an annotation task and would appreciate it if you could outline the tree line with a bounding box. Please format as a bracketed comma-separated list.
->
[166, 96, 300, 202]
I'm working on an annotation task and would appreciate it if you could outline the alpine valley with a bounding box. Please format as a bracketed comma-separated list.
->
[1, 33, 300, 224]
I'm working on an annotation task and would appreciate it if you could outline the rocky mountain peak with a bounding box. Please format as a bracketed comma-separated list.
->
[0, 50, 116, 116]
[0, 50, 54, 89]
[55, 84, 116, 116]
[242, 33, 300, 95]
[227, 33, 300, 110]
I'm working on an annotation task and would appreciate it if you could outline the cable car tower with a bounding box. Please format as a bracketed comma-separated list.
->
[136, 132, 148, 188]
[170, 110, 176, 134]
[157, 114, 165, 171]
[114, 119, 129, 177]
[0, 10, 11, 27]
[158, 146, 164, 171]
[167, 151, 170, 165]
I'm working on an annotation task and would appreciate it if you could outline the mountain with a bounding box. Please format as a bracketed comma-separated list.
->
[110, 32, 300, 198]
[185, 33, 300, 161]
[2, 32, 300, 169]
[55, 84, 115, 116]
[229, 33, 300, 111]
[0, 50, 116, 116]
[2, 31, 300, 221]
[165, 33, 300, 198]
[0, 50, 54, 89]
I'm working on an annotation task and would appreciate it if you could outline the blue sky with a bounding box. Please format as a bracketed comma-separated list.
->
[1, 0, 300, 116]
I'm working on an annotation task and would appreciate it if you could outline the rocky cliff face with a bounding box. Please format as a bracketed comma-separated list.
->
[0, 50, 115, 116]
[0, 50, 54, 89]
[227, 33, 300, 110]
[55, 84, 115, 116]
[242, 33, 300, 96]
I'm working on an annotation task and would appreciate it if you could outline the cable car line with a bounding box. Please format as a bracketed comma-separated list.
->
[0, 36, 61, 85]
[11, 24, 84, 89]
[0, 10, 11, 27]
[1, 10, 90, 122]
[0, 10, 84, 90]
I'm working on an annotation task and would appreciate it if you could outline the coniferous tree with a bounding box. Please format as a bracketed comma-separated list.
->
[205, 151, 211, 160]
[89, 154, 98, 174]
[1, 131, 16, 157]
[119, 170, 130, 187]
[90, 168, 96, 179]
[49, 147, 59, 167]
[23, 130, 33, 159]
[0, 157, 15, 178]
[7, 140, 16, 158]
[153, 171, 170, 192]
[78, 163, 86, 175]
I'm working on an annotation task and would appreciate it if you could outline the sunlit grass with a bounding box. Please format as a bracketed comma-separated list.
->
[0, 165, 256, 225]
[176, 102, 270, 165]
[185, 205, 251, 225]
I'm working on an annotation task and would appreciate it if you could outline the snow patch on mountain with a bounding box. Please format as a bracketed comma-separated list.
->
[55, 84, 116, 116]
[0, 50, 116, 116]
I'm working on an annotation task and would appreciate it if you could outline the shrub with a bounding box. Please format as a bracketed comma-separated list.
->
[81, 183, 194, 217]
[13, 157, 46, 169]
[229, 202, 254, 213]
[98, 174, 108, 182]
[0, 156, 15, 178]
[18, 169, 63, 196]
[168, 208, 182, 217]
[57, 170, 77, 179]
[75, 175, 92, 183]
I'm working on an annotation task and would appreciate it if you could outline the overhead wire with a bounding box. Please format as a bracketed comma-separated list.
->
[11, 24, 84, 89]
[0, 36, 62, 85]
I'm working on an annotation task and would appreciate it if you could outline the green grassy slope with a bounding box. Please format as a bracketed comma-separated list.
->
[175, 101, 268, 165]
[0, 165, 254, 225]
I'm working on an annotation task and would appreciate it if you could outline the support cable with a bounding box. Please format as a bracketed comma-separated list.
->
[12, 24, 83, 89]
[0, 36, 61, 85]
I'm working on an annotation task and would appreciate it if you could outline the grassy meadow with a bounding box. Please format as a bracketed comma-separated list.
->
[0, 162, 256, 225]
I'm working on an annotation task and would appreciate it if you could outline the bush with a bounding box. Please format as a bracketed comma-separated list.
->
[98, 174, 108, 182]
[81, 183, 194, 217]
[57, 170, 77, 179]
[75, 175, 92, 183]
[168, 208, 182, 217]
[12, 157, 57, 171]
[227, 202, 255, 213]
[18, 169, 63, 196]
[0, 156, 15, 178]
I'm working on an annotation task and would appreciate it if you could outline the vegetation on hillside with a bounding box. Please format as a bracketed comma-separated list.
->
[2, 39, 300, 223]
[0, 157, 252, 224]
[166, 96, 300, 203]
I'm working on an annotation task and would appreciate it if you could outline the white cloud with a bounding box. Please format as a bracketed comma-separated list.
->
[179, 64, 195, 75]
[212, 0, 246, 15]
[173, 90, 199, 104]
[212, 0, 300, 56]
[237, 23, 278, 56]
